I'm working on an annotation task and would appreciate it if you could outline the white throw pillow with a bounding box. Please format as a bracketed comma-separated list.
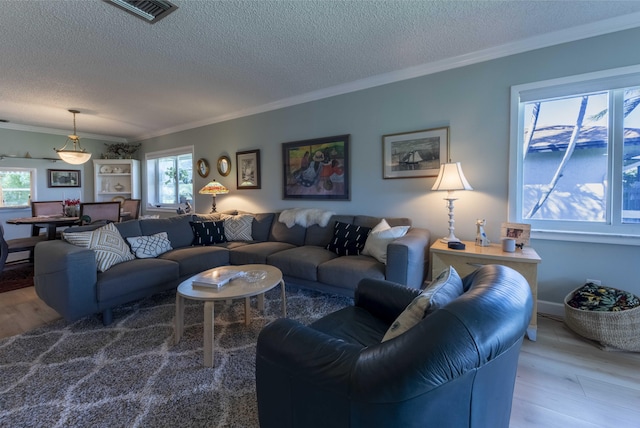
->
[63, 222, 135, 272]
[362, 219, 410, 264]
[221, 214, 254, 241]
[382, 266, 462, 342]
[126, 232, 173, 258]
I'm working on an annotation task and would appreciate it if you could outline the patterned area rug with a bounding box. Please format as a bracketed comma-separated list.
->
[0, 263, 34, 293]
[0, 286, 352, 427]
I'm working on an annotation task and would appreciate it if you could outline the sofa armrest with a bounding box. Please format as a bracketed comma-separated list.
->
[385, 227, 430, 288]
[34, 240, 99, 322]
[256, 317, 362, 428]
[257, 318, 361, 387]
[354, 278, 420, 324]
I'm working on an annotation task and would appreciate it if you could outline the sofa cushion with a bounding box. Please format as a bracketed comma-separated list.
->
[318, 255, 385, 293]
[252, 213, 276, 242]
[362, 219, 410, 264]
[221, 214, 254, 241]
[269, 218, 306, 246]
[304, 215, 354, 247]
[326, 221, 371, 256]
[310, 306, 389, 346]
[63, 222, 135, 272]
[190, 221, 226, 245]
[159, 246, 230, 277]
[140, 215, 194, 249]
[382, 266, 463, 341]
[267, 246, 339, 281]
[96, 258, 180, 302]
[114, 220, 143, 238]
[354, 215, 411, 228]
[229, 241, 296, 265]
[126, 232, 173, 258]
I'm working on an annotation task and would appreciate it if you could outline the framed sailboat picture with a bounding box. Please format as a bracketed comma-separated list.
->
[382, 127, 449, 178]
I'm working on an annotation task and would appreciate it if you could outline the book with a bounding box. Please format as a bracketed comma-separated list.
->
[192, 268, 242, 290]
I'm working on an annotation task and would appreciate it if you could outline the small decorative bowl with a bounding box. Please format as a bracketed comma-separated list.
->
[243, 270, 267, 283]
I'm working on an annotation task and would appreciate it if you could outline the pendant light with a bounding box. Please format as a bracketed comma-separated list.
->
[54, 110, 92, 164]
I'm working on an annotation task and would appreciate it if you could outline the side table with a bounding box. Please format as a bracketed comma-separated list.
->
[430, 240, 541, 341]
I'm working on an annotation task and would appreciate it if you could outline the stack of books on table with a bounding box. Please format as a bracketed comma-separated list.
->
[192, 268, 242, 290]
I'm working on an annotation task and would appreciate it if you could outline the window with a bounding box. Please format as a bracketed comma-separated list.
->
[146, 146, 193, 210]
[0, 167, 35, 208]
[510, 66, 640, 243]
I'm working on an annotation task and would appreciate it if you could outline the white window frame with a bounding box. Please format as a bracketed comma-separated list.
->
[509, 65, 640, 246]
[0, 167, 36, 209]
[145, 145, 194, 212]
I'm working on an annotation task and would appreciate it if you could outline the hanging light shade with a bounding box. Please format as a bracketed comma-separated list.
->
[54, 110, 92, 165]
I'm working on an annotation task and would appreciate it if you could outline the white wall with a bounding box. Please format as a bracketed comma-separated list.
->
[4, 27, 640, 307]
[0, 128, 116, 239]
[140, 27, 640, 306]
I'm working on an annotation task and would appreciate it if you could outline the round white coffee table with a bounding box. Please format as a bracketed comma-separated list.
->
[174, 264, 286, 367]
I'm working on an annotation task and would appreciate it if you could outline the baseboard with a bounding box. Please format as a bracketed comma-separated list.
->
[537, 300, 565, 318]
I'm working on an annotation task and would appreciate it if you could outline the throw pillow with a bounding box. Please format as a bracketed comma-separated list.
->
[221, 214, 254, 241]
[126, 232, 173, 258]
[362, 219, 410, 264]
[325, 221, 371, 256]
[190, 221, 226, 245]
[382, 266, 463, 342]
[423, 265, 464, 316]
[63, 222, 135, 272]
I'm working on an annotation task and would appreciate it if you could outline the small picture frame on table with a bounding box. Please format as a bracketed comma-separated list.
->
[500, 222, 531, 247]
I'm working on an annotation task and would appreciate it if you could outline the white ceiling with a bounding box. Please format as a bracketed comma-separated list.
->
[2, 0, 640, 143]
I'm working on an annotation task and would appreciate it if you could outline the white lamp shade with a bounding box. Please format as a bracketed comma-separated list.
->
[57, 150, 92, 165]
[431, 162, 473, 191]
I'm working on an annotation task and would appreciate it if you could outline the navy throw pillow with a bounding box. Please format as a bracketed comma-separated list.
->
[190, 221, 226, 245]
[326, 221, 371, 256]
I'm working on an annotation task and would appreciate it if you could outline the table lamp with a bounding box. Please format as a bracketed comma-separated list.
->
[431, 162, 473, 243]
[199, 180, 229, 213]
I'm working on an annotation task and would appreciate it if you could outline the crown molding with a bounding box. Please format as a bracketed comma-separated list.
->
[133, 12, 640, 142]
[0, 121, 129, 143]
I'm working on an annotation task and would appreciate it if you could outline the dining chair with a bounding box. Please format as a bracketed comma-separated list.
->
[79, 202, 121, 225]
[31, 200, 63, 236]
[121, 198, 141, 220]
[0, 223, 46, 272]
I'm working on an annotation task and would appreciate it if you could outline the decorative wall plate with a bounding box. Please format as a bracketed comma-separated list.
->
[197, 158, 210, 178]
[217, 155, 231, 176]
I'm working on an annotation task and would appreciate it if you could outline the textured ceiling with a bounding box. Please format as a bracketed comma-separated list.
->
[2, 0, 640, 142]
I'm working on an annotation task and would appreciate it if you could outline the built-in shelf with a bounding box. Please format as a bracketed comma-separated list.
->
[0, 155, 60, 162]
[93, 159, 140, 202]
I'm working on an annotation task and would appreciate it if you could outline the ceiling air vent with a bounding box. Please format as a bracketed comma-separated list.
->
[104, 0, 178, 24]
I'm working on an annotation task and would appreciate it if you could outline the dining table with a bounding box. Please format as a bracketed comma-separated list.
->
[6, 216, 80, 240]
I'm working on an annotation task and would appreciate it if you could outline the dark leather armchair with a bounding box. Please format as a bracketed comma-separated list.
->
[256, 264, 533, 428]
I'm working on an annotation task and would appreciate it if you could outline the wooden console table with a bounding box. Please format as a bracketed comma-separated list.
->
[430, 240, 541, 341]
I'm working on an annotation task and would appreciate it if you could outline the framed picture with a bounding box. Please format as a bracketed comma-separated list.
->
[217, 155, 231, 176]
[501, 222, 531, 247]
[196, 158, 210, 178]
[48, 169, 81, 187]
[282, 134, 350, 200]
[382, 126, 449, 178]
[236, 149, 261, 189]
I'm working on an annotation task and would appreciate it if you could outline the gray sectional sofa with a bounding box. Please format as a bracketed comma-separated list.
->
[34, 212, 430, 325]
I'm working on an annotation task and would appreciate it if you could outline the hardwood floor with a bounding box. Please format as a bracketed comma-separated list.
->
[1, 289, 639, 427]
[510, 314, 640, 427]
[0, 286, 60, 339]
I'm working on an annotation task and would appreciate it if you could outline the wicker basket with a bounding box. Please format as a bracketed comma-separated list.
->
[564, 287, 640, 352]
